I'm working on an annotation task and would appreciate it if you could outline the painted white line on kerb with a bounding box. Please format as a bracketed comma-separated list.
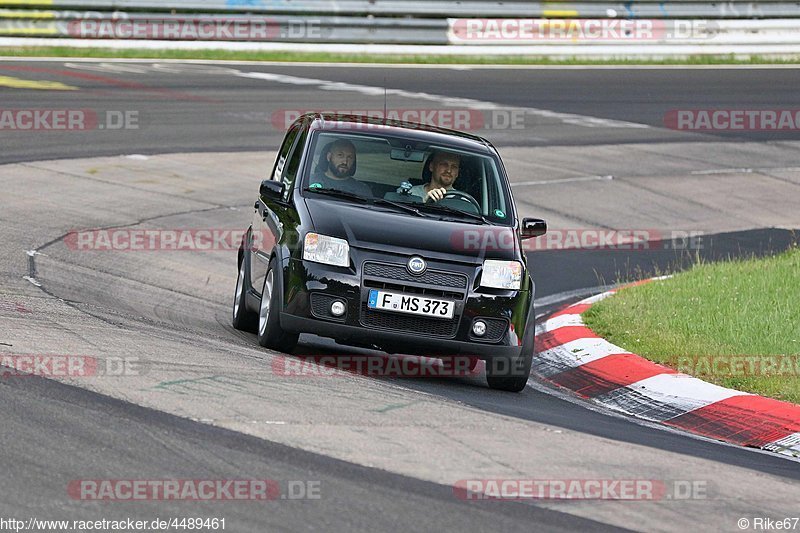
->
[611, 373, 751, 419]
[541, 313, 585, 332]
[235, 71, 650, 129]
[539, 337, 629, 370]
[764, 433, 800, 458]
[530, 378, 800, 463]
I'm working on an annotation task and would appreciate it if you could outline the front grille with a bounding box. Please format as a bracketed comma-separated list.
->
[363, 262, 467, 289]
[360, 304, 458, 338]
[362, 279, 463, 301]
[470, 317, 508, 343]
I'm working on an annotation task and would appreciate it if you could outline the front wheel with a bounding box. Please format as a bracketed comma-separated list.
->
[257, 258, 299, 353]
[485, 350, 532, 392]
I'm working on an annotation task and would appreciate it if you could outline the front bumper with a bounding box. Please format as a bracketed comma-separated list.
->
[280, 253, 533, 359]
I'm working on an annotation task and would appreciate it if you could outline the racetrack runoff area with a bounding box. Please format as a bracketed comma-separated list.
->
[2, 61, 800, 531]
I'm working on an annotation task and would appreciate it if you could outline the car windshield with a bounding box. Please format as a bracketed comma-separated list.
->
[301, 131, 514, 226]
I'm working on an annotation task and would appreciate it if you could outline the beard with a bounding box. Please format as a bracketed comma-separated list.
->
[437, 174, 456, 187]
[328, 160, 352, 178]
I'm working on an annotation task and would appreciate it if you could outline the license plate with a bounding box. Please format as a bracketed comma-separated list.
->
[368, 290, 454, 319]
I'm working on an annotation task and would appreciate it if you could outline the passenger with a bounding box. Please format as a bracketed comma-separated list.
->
[410, 151, 460, 203]
[310, 139, 373, 197]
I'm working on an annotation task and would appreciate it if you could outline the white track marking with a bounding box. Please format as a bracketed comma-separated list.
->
[580, 291, 617, 305]
[535, 285, 616, 308]
[236, 70, 650, 129]
[691, 166, 800, 175]
[513, 175, 614, 186]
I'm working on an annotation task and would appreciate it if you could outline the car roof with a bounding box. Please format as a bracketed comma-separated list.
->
[298, 113, 496, 155]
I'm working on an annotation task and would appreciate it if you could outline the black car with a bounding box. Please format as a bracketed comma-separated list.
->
[232, 113, 547, 392]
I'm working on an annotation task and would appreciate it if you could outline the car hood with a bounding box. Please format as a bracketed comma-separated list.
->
[304, 197, 519, 264]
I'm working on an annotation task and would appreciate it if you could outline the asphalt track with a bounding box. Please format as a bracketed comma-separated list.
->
[1, 61, 800, 165]
[1, 60, 799, 532]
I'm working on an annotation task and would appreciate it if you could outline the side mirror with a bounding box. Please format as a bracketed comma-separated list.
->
[521, 218, 547, 239]
[260, 180, 285, 200]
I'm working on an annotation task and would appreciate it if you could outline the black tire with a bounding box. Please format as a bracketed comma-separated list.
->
[257, 257, 299, 353]
[232, 256, 258, 333]
[485, 350, 532, 392]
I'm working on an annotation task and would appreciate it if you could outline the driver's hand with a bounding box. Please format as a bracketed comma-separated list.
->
[425, 187, 447, 203]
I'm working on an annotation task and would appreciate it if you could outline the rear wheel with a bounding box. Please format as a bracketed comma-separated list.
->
[232, 258, 257, 332]
[257, 258, 299, 353]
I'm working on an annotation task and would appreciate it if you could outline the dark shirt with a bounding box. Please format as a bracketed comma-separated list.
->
[310, 172, 373, 198]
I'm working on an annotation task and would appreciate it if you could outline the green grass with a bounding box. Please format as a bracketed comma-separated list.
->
[583, 247, 800, 403]
[2, 46, 800, 65]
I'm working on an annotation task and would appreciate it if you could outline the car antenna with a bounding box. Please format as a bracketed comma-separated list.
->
[383, 75, 388, 124]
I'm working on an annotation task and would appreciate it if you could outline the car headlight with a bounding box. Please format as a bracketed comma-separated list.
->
[303, 233, 350, 267]
[481, 260, 523, 290]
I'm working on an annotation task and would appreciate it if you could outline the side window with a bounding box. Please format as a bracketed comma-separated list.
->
[271, 125, 300, 182]
[281, 128, 308, 201]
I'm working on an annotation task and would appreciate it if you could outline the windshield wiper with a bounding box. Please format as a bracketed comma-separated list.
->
[416, 202, 492, 224]
[372, 198, 429, 218]
[303, 187, 368, 203]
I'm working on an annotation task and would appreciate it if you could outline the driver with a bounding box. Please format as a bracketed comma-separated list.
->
[410, 151, 460, 203]
[311, 139, 373, 197]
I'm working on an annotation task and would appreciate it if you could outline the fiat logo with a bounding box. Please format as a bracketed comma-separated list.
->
[407, 256, 427, 276]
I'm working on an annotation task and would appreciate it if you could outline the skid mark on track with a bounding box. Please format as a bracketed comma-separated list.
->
[371, 400, 423, 413]
[141, 374, 299, 405]
[144, 375, 255, 397]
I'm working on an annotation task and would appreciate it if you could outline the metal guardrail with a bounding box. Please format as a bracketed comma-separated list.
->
[0, 1, 799, 18]
[1, 11, 797, 45]
[0, 1, 798, 49]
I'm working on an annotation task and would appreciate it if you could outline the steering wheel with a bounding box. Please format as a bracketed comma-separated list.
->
[442, 190, 481, 212]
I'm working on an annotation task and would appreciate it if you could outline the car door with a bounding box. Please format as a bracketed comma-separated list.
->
[250, 121, 307, 296]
